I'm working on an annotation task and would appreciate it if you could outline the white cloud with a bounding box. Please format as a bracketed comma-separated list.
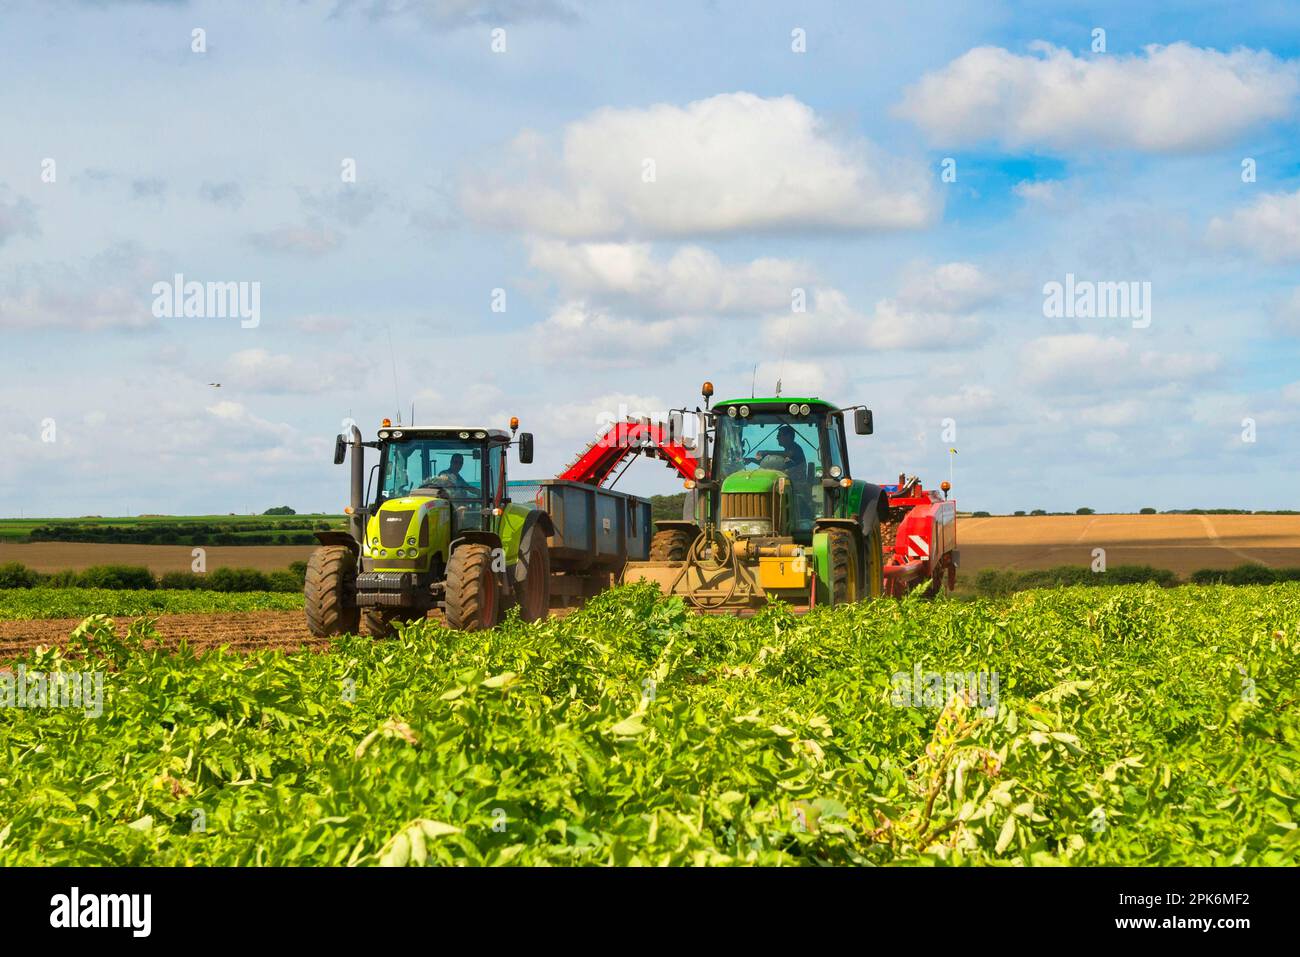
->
[1206, 189, 1300, 263]
[463, 92, 940, 239]
[532, 302, 691, 366]
[331, 0, 578, 29]
[220, 348, 343, 394]
[0, 243, 158, 331]
[764, 262, 1002, 354]
[528, 240, 812, 315]
[0, 187, 39, 247]
[1013, 180, 1064, 207]
[1270, 288, 1300, 334]
[897, 42, 1299, 152]
[247, 224, 343, 257]
[1020, 334, 1221, 390]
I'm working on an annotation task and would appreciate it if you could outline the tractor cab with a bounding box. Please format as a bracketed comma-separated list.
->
[375, 426, 512, 535]
[710, 398, 851, 544]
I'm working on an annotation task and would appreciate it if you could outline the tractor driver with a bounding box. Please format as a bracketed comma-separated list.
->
[747, 425, 811, 526]
[435, 453, 472, 491]
[749, 425, 806, 478]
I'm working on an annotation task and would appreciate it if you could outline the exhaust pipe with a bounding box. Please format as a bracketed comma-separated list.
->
[349, 424, 365, 541]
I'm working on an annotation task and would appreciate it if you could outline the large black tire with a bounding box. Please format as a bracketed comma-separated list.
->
[863, 521, 884, 598]
[363, 608, 421, 638]
[513, 531, 551, 623]
[825, 528, 860, 606]
[445, 543, 499, 631]
[650, 528, 694, 562]
[304, 545, 360, 637]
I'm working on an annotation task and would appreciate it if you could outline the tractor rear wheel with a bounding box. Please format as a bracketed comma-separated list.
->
[650, 528, 694, 562]
[445, 543, 499, 631]
[304, 545, 360, 638]
[513, 531, 551, 623]
[826, 528, 860, 605]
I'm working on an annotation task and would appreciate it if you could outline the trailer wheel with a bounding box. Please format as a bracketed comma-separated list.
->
[826, 528, 860, 605]
[513, 531, 551, 623]
[445, 543, 499, 631]
[650, 528, 694, 562]
[864, 522, 884, 598]
[304, 545, 360, 638]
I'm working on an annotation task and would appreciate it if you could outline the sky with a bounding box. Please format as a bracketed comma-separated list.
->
[1, 0, 1298, 516]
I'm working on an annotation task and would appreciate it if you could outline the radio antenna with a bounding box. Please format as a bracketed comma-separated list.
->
[386, 325, 401, 425]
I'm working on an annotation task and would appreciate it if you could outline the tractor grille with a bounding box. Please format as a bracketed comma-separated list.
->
[721, 492, 773, 520]
[379, 511, 412, 548]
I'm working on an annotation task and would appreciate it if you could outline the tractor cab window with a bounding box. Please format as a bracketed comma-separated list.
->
[715, 410, 823, 485]
[825, 414, 847, 477]
[381, 439, 487, 502]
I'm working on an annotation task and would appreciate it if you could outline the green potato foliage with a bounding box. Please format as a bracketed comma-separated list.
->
[1, 583, 1297, 866]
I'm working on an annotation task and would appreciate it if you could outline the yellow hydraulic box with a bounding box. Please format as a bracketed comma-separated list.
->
[758, 555, 807, 590]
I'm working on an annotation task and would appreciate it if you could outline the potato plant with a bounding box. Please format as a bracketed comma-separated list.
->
[0, 584, 1296, 865]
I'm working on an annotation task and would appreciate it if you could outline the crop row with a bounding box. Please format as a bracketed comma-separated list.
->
[0, 583, 1295, 865]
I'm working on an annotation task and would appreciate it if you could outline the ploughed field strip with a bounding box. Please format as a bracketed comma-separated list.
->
[0, 611, 325, 659]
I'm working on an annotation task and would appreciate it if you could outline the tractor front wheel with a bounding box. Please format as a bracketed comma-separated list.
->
[826, 528, 860, 605]
[304, 545, 360, 637]
[650, 528, 695, 562]
[445, 543, 499, 631]
[513, 531, 551, 623]
[864, 521, 884, 598]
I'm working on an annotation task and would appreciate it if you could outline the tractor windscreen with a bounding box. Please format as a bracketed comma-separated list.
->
[380, 438, 490, 501]
[715, 411, 826, 484]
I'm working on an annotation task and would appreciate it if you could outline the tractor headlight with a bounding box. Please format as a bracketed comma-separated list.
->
[693, 467, 706, 480]
[727, 406, 738, 418]
[379, 431, 389, 440]
[407, 537, 416, 546]
[739, 405, 750, 418]
[371, 536, 379, 545]
[721, 518, 772, 538]
[789, 403, 800, 415]
[800, 404, 810, 415]
[829, 465, 843, 478]
[392, 430, 403, 438]
[379, 549, 388, 557]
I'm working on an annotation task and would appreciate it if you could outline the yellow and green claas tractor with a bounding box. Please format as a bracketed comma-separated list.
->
[304, 419, 553, 636]
[624, 389, 888, 611]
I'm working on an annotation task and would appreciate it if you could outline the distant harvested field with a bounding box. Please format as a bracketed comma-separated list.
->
[5, 514, 1300, 579]
[0, 542, 314, 573]
[957, 513, 1300, 576]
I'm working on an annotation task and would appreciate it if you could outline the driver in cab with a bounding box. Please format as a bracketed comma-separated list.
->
[435, 453, 473, 492]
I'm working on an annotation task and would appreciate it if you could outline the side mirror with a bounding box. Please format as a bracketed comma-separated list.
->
[333, 433, 347, 465]
[854, 408, 874, 435]
[518, 432, 535, 464]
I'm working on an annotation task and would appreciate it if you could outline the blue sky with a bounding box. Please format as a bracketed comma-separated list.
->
[1, 0, 1298, 516]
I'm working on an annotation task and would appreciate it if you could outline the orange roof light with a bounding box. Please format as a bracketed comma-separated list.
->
[510, 416, 520, 430]
[701, 381, 714, 397]
[382, 418, 392, 427]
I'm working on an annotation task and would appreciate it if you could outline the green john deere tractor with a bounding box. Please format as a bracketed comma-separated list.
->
[304, 419, 554, 637]
[624, 387, 887, 611]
